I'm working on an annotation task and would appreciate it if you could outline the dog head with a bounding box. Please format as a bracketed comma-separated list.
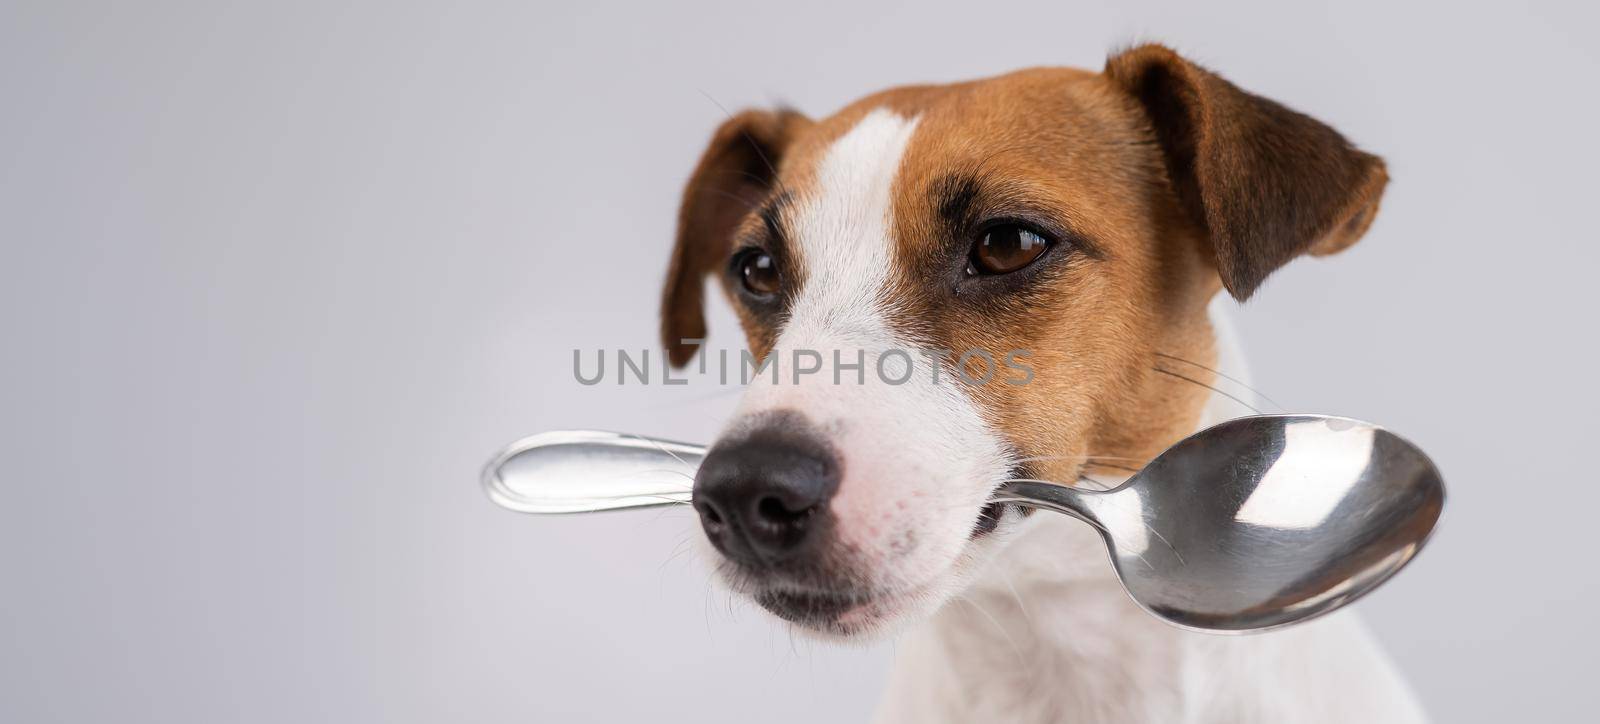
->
[660, 44, 1386, 637]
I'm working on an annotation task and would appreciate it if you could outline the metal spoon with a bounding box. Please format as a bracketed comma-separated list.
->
[482, 414, 1444, 633]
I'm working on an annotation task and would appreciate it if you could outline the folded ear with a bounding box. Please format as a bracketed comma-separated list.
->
[1105, 44, 1388, 300]
[661, 108, 810, 367]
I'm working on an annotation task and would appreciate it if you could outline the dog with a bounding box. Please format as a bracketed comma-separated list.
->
[658, 44, 1425, 723]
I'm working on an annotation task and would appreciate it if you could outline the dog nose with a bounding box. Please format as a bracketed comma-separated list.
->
[693, 421, 839, 567]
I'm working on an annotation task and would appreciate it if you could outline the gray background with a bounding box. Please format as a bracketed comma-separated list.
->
[2, 1, 1595, 721]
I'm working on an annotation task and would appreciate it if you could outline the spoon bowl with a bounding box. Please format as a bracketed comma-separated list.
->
[482, 414, 1444, 633]
[989, 415, 1445, 632]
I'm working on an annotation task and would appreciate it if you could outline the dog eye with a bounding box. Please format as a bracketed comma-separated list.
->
[971, 224, 1049, 275]
[737, 250, 781, 297]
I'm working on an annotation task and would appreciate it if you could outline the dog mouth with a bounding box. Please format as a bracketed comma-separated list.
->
[751, 583, 931, 636]
[754, 588, 870, 626]
[743, 536, 990, 635]
[719, 478, 1024, 635]
[970, 501, 1007, 537]
[969, 464, 1033, 537]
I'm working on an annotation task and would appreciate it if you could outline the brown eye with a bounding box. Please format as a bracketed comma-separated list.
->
[738, 250, 781, 297]
[972, 224, 1049, 274]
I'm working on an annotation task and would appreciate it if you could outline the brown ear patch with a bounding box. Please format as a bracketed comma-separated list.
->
[661, 109, 811, 367]
[1105, 44, 1388, 299]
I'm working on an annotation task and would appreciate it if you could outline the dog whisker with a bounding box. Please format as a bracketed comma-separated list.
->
[648, 499, 692, 523]
[696, 89, 800, 210]
[1077, 490, 1188, 568]
[997, 477, 1126, 494]
[1014, 452, 1149, 463]
[702, 570, 717, 637]
[659, 536, 694, 575]
[702, 167, 785, 190]
[630, 468, 696, 485]
[625, 434, 695, 469]
[700, 186, 768, 215]
[569, 491, 692, 506]
[1154, 351, 1284, 410]
[1013, 453, 1145, 474]
[1075, 474, 1120, 491]
[956, 593, 1028, 667]
[642, 497, 693, 505]
[1153, 365, 1263, 414]
[996, 567, 1033, 625]
[993, 477, 1177, 569]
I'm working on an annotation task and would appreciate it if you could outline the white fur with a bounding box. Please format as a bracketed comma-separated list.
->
[714, 109, 1016, 633]
[872, 302, 1428, 723]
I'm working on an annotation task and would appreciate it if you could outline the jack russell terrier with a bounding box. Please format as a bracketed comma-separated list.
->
[658, 44, 1425, 723]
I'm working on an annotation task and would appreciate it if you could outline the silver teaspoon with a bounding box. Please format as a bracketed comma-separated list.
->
[481, 414, 1444, 633]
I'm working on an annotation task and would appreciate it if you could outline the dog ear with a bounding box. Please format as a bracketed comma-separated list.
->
[661, 108, 810, 367]
[1105, 44, 1388, 300]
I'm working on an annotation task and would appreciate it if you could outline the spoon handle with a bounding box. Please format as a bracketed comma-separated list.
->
[989, 479, 1114, 530]
[482, 430, 706, 513]
[481, 430, 1109, 521]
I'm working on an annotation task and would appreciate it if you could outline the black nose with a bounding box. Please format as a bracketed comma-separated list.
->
[693, 418, 839, 568]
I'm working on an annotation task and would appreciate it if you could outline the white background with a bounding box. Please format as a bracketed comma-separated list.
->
[2, 1, 1595, 721]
